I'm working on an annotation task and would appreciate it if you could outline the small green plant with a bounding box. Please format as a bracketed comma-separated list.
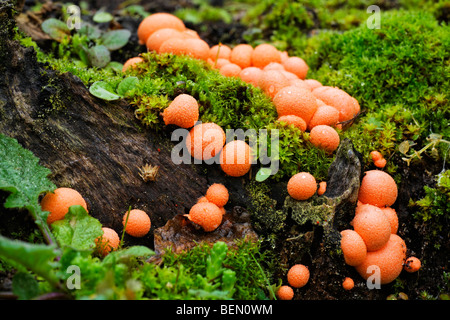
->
[89, 76, 140, 101]
[41, 8, 131, 69]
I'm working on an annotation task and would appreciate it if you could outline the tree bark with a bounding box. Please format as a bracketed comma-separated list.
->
[0, 1, 252, 248]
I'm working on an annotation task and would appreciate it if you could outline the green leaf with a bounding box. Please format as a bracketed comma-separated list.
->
[101, 29, 131, 51]
[89, 81, 120, 101]
[206, 241, 228, 281]
[51, 205, 103, 252]
[0, 134, 56, 226]
[117, 77, 139, 97]
[0, 235, 61, 287]
[102, 246, 154, 266]
[78, 22, 102, 40]
[41, 18, 70, 42]
[105, 61, 124, 73]
[255, 167, 273, 182]
[87, 45, 111, 68]
[93, 11, 114, 23]
[12, 272, 40, 300]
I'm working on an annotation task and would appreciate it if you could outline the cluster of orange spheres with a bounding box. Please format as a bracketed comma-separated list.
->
[185, 183, 229, 232]
[287, 171, 327, 201]
[340, 169, 421, 286]
[124, 12, 362, 156]
[40, 187, 151, 257]
[276, 264, 310, 300]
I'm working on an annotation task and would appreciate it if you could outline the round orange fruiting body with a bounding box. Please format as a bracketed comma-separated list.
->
[258, 70, 290, 99]
[122, 209, 151, 238]
[380, 207, 399, 234]
[308, 105, 340, 130]
[317, 181, 327, 196]
[122, 57, 144, 72]
[342, 277, 355, 291]
[230, 44, 253, 69]
[158, 37, 187, 55]
[239, 67, 263, 87]
[287, 172, 317, 201]
[263, 62, 285, 71]
[404, 256, 421, 273]
[374, 158, 387, 168]
[146, 28, 183, 52]
[276, 285, 294, 300]
[162, 94, 199, 128]
[304, 79, 322, 91]
[309, 125, 340, 153]
[358, 170, 398, 207]
[277, 115, 307, 132]
[186, 122, 226, 161]
[41, 187, 88, 224]
[273, 86, 318, 124]
[281, 71, 299, 81]
[312, 86, 357, 123]
[188, 202, 223, 232]
[209, 44, 232, 61]
[96, 227, 120, 256]
[205, 183, 229, 208]
[287, 264, 310, 288]
[355, 234, 406, 285]
[279, 51, 289, 62]
[197, 196, 209, 204]
[370, 151, 383, 162]
[340, 229, 367, 266]
[289, 79, 310, 91]
[352, 205, 391, 252]
[184, 38, 210, 61]
[282, 56, 309, 80]
[137, 12, 185, 45]
[251, 43, 281, 69]
[220, 140, 252, 177]
[219, 63, 242, 78]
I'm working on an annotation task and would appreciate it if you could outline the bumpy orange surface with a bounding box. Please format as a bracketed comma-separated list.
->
[404, 256, 421, 273]
[258, 70, 290, 99]
[277, 115, 307, 131]
[146, 28, 183, 52]
[352, 205, 391, 251]
[340, 229, 367, 266]
[186, 122, 226, 161]
[380, 207, 399, 234]
[276, 285, 294, 300]
[122, 209, 151, 238]
[251, 43, 281, 69]
[312, 86, 357, 122]
[205, 183, 229, 207]
[358, 170, 398, 207]
[188, 202, 223, 232]
[317, 181, 327, 196]
[220, 140, 252, 177]
[137, 12, 185, 45]
[239, 67, 263, 87]
[282, 57, 309, 80]
[304, 79, 322, 91]
[41, 187, 88, 224]
[287, 264, 310, 288]
[308, 105, 340, 129]
[355, 234, 406, 284]
[96, 227, 120, 256]
[158, 37, 187, 55]
[230, 44, 253, 69]
[287, 172, 317, 201]
[273, 86, 318, 123]
[220, 63, 242, 77]
[288, 79, 310, 91]
[209, 44, 232, 61]
[263, 62, 285, 71]
[309, 125, 340, 153]
[122, 57, 144, 72]
[184, 38, 210, 61]
[162, 94, 199, 128]
[342, 277, 355, 290]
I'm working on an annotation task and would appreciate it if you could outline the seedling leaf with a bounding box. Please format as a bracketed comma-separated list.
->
[87, 45, 111, 68]
[93, 11, 114, 23]
[101, 29, 131, 51]
[41, 18, 70, 42]
[117, 77, 139, 97]
[89, 81, 120, 101]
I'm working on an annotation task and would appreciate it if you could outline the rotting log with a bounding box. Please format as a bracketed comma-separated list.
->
[0, 1, 252, 249]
